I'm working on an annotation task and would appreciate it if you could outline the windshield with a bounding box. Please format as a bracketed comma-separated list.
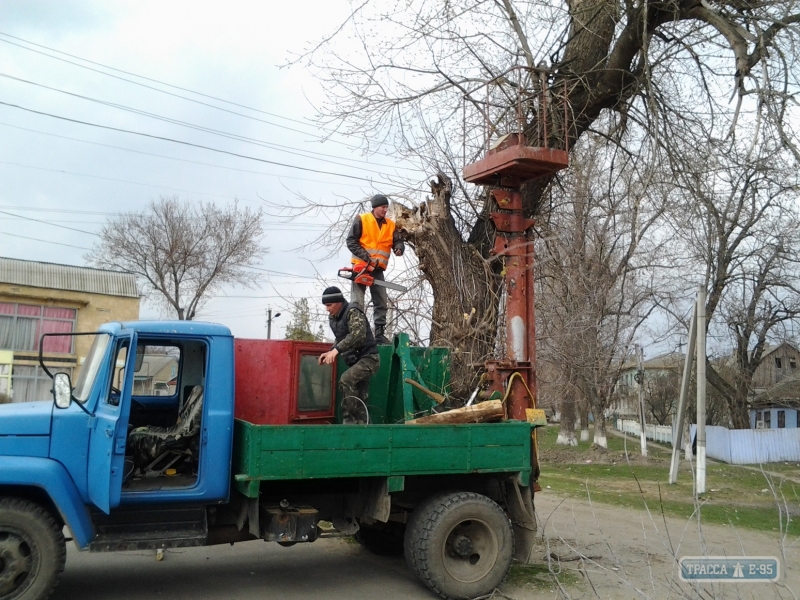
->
[73, 333, 112, 403]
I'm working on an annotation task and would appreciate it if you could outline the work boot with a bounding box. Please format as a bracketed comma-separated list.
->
[374, 325, 390, 345]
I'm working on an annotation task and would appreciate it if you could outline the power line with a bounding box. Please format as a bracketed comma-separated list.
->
[0, 208, 98, 236]
[0, 31, 404, 161]
[0, 99, 396, 184]
[0, 121, 374, 189]
[0, 231, 91, 250]
[0, 213, 330, 231]
[0, 72, 421, 175]
[0, 160, 247, 202]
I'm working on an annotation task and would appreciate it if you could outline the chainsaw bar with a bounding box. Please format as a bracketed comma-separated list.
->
[370, 278, 407, 292]
[337, 267, 408, 293]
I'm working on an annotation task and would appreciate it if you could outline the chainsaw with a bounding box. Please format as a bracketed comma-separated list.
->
[337, 263, 408, 292]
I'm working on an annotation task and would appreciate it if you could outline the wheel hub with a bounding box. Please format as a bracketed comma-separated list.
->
[0, 531, 34, 596]
[450, 534, 473, 557]
[442, 518, 499, 584]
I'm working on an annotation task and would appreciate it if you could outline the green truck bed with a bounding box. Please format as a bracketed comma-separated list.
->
[232, 420, 534, 497]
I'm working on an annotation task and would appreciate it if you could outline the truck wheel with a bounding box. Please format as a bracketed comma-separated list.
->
[354, 523, 404, 556]
[0, 498, 66, 600]
[406, 492, 513, 600]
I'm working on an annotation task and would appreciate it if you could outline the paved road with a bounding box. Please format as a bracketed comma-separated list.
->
[52, 537, 437, 600]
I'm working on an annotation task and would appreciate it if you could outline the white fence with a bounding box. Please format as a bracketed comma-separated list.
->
[614, 420, 800, 463]
[615, 419, 673, 444]
[689, 425, 800, 464]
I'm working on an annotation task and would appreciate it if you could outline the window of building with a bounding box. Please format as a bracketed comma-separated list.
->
[764, 410, 771, 428]
[11, 364, 72, 403]
[777, 410, 785, 428]
[791, 358, 797, 370]
[775, 357, 782, 369]
[0, 303, 76, 353]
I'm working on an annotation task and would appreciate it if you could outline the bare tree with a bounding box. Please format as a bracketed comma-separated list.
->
[665, 133, 800, 427]
[89, 196, 266, 320]
[294, 0, 800, 404]
[643, 371, 681, 425]
[536, 135, 667, 445]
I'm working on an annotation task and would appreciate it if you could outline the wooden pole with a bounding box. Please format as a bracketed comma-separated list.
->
[669, 301, 697, 484]
[696, 288, 707, 496]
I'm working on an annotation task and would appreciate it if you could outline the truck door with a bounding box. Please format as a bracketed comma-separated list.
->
[87, 333, 136, 513]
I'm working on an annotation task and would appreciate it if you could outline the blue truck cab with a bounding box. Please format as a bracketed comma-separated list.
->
[0, 321, 237, 599]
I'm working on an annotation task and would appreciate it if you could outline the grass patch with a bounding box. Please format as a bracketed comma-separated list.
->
[505, 562, 580, 589]
[537, 425, 800, 536]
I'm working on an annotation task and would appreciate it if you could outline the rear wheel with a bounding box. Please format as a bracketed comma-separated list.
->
[405, 492, 513, 600]
[0, 497, 66, 600]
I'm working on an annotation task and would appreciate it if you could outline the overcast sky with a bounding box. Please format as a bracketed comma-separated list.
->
[0, 0, 424, 338]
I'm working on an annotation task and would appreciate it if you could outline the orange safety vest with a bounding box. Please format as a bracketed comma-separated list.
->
[351, 212, 396, 269]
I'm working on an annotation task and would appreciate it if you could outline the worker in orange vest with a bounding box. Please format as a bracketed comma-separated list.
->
[346, 194, 405, 345]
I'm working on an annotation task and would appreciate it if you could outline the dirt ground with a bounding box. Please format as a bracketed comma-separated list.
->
[499, 490, 800, 600]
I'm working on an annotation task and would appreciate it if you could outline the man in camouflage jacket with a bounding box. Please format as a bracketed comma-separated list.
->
[318, 286, 380, 421]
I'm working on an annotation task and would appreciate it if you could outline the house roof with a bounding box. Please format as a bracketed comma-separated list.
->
[620, 351, 685, 373]
[0, 257, 139, 299]
[752, 375, 800, 407]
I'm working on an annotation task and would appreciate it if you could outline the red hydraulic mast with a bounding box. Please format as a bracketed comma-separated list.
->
[462, 69, 569, 427]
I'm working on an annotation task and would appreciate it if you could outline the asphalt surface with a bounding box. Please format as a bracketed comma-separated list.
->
[52, 537, 436, 600]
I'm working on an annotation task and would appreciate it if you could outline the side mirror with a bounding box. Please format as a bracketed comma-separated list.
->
[53, 372, 73, 409]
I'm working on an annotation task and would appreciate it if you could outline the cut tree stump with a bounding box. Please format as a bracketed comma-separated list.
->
[406, 399, 505, 424]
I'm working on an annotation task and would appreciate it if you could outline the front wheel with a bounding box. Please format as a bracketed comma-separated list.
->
[405, 492, 513, 600]
[0, 498, 66, 600]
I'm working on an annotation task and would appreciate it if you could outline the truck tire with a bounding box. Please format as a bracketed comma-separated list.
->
[354, 523, 404, 556]
[405, 492, 513, 600]
[404, 491, 451, 578]
[0, 498, 66, 600]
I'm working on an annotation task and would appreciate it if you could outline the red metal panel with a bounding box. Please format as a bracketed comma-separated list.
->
[462, 145, 569, 186]
[234, 339, 334, 425]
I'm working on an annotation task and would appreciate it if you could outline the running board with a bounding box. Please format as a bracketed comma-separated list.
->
[89, 505, 208, 552]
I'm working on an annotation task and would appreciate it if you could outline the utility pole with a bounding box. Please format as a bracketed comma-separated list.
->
[669, 301, 698, 484]
[266, 307, 281, 339]
[635, 344, 647, 458]
[696, 287, 707, 495]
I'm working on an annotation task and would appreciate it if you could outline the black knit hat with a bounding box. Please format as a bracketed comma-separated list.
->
[321, 286, 345, 304]
[370, 194, 389, 208]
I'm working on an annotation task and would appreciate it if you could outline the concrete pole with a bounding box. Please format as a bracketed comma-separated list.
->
[636, 344, 647, 458]
[669, 301, 697, 484]
[696, 288, 707, 495]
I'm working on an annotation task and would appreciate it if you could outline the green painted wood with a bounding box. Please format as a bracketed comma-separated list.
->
[232, 420, 532, 483]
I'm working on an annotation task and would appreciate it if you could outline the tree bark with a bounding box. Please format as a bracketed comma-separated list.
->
[395, 174, 501, 400]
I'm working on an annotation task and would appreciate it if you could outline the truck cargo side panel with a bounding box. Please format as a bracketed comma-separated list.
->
[233, 421, 531, 495]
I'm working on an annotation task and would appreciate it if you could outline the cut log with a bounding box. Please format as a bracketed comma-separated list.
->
[406, 400, 505, 424]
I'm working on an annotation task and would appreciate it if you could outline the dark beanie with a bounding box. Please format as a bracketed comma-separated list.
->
[321, 286, 345, 304]
[370, 194, 389, 208]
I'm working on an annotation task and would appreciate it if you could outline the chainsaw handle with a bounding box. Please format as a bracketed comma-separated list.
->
[337, 266, 375, 287]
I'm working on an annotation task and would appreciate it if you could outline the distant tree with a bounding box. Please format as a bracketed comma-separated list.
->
[664, 134, 800, 428]
[644, 372, 681, 426]
[285, 299, 322, 342]
[88, 196, 266, 320]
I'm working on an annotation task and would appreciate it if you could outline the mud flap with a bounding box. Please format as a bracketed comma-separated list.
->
[505, 479, 537, 564]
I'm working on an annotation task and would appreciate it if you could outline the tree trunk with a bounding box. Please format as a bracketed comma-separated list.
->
[578, 399, 591, 441]
[593, 411, 608, 448]
[395, 174, 502, 400]
[556, 388, 578, 446]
